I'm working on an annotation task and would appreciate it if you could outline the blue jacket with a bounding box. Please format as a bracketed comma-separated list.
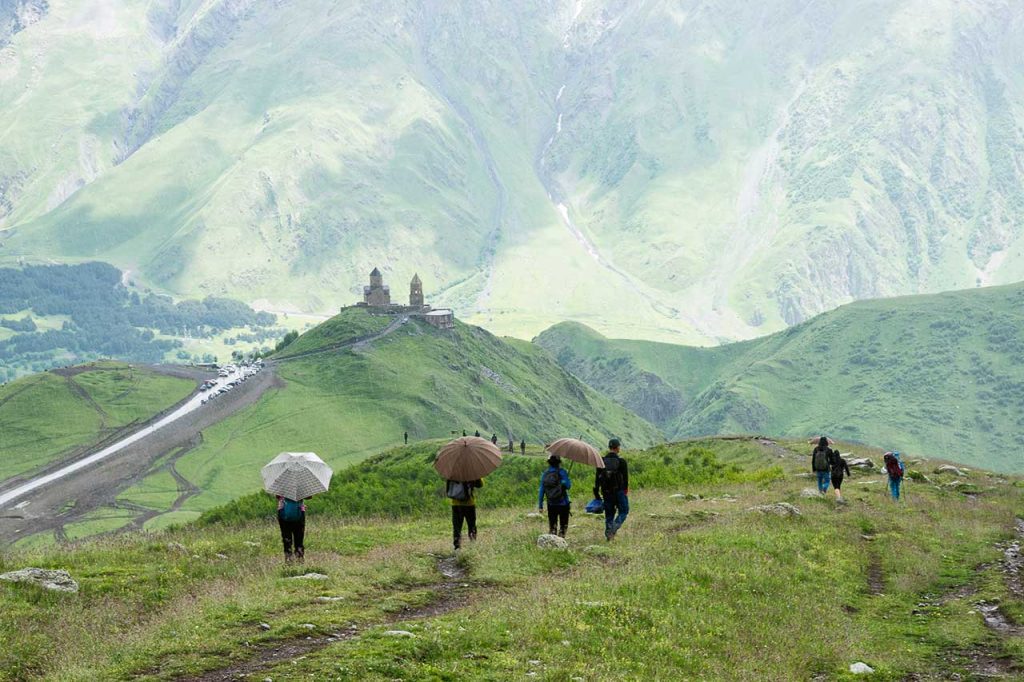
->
[538, 466, 571, 508]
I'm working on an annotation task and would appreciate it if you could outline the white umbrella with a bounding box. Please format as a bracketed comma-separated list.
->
[261, 452, 333, 500]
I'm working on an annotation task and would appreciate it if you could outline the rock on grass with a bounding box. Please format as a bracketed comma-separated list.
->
[537, 534, 569, 549]
[0, 568, 79, 593]
[747, 503, 801, 517]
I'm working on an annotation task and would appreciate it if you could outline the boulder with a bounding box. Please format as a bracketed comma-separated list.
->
[748, 503, 801, 517]
[800, 488, 823, 498]
[383, 630, 415, 638]
[0, 568, 79, 593]
[935, 465, 969, 477]
[287, 572, 329, 580]
[669, 493, 702, 500]
[258, 622, 271, 631]
[315, 596, 345, 603]
[166, 542, 188, 553]
[526, 512, 543, 519]
[849, 662, 874, 674]
[537, 534, 569, 549]
[847, 458, 875, 471]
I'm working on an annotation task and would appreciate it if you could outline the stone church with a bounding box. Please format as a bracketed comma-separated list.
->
[355, 267, 453, 328]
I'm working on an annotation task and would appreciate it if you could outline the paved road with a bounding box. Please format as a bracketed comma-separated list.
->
[0, 366, 281, 544]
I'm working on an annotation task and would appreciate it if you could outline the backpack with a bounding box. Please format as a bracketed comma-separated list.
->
[812, 447, 829, 471]
[280, 498, 304, 522]
[446, 480, 472, 502]
[542, 469, 565, 504]
[883, 453, 904, 480]
[598, 456, 623, 494]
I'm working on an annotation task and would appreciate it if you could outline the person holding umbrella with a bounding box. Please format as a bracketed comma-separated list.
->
[538, 454, 572, 537]
[261, 452, 333, 562]
[544, 438, 604, 539]
[434, 436, 503, 551]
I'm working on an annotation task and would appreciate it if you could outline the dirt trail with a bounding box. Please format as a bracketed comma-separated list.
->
[273, 316, 405, 363]
[184, 555, 472, 682]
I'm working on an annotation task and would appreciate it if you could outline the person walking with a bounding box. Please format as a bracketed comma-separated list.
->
[520, 439, 526, 455]
[508, 438, 514, 453]
[447, 478, 483, 550]
[811, 436, 832, 494]
[883, 451, 905, 501]
[404, 431, 409, 445]
[538, 454, 572, 537]
[829, 448, 851, 502]
[276, 495, 306, 562]
[474, 430, 481, 438]
[594, 438, 629, 541]
[490, 433, 498, 445]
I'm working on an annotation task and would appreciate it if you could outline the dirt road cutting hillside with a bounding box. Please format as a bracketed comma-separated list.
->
[0, 366, 282, 545]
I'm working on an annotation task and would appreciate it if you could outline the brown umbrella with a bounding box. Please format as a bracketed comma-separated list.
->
[546, 438, 605, 468]
[434, 437, 503, 481]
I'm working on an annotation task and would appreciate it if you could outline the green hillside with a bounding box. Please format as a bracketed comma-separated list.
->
[4, 2, 1024, 342]
[0, 361, 195, 481]
[537, 282, 1024, 473]
[60, 309, 660, 538]
[3, 437, 1022, 680]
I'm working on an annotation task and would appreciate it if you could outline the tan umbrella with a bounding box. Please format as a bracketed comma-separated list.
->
[261, 452, 333, 500]
[808, 436, 836, 445]
[546, 438, 605, 468]
[434, 437, 502, 481]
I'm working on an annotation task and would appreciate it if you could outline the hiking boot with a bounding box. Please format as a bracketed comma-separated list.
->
[468, 531, 477, 542]
[295, 548, 305, 562]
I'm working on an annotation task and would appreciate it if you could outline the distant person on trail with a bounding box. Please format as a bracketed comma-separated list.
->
[811, 437, 832, 494]
[275, 495, 306, 562]
[475, 430, 481, 438]
[491, 433, 498, 445]
[594, 438, 629, 541]
[463, 430, 467, 437]
[447, 478, 483, 550]
[883, 451, 905, 501]
[508, 439, 514, 453]
[829, 449, 851, 501]
[520, 439, 526, 455]
[404, 431, 408, 445]
[539, 454, 572, 537]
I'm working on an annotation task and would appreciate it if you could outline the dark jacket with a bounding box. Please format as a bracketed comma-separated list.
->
[538, 466, 571, 508]
[829, 451, 851, 478]
[593, 453, 629, 499]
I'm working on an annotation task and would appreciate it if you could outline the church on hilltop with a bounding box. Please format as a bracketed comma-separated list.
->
[355, 267, 454, 329]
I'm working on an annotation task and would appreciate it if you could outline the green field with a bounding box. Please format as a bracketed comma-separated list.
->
[2, 437, 1021, 680]
[0, 362, 195, 481]
[537, 282, 1024, 473]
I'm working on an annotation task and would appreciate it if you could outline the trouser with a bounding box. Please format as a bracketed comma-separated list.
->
[278, 515, 305, 558]
[547, 504, 570, 536]
[603, 491, 629, 536]
[889, 476, 902, 500]
[831, 474, 844, 490]
[452, 505, 477, 548]
[815, 471, 831, 493]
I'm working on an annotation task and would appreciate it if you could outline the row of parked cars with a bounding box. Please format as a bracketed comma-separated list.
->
[199, 360, 264, 405]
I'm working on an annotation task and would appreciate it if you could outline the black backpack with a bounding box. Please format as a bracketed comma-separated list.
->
[542, 469, 565, 504]
[598, 456, 623, 493]
[446, 480, 472, 501]
[812, 447, 829, 471]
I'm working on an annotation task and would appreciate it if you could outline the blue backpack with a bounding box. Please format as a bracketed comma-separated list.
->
[585, 498, 604, 514]
[280, 498, 304, 522]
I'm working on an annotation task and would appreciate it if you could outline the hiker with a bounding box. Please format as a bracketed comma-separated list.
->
[538, 454, 572, 537]
[462, 430, 467, 437]
[594, 438, 629, 541]
[883, 451, 905, 501]
[520, 439, 526, 455]
[275, 495, 306, 562]
[829, 449, 851, 501]
[490, 433, 498, 445]
[447, 478, 483, 550]
[404, 431, 408, 445]
[811, 436, 832, 494]
[508, 438, 514, 453]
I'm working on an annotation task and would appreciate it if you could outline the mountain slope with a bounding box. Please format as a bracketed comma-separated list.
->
[537, 282, 1024, 472]
[64, 308, 661, 532]
[3, 1, 1024, 341]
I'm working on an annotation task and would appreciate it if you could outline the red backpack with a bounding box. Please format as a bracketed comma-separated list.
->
[883, 453, 903, 479]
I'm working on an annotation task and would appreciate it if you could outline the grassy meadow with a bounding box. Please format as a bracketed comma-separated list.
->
[1, 437, 1021, 680]
[0, 362, 195, 481]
